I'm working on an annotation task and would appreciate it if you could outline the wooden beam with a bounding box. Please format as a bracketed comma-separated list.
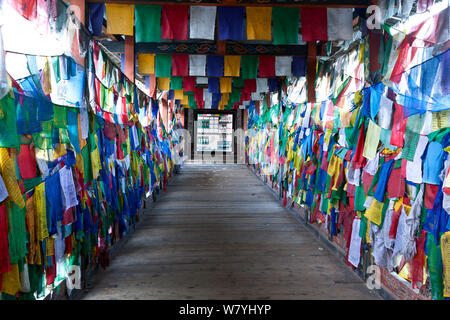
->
[101, 40, 308, 56]
[124, 35, 135, 82]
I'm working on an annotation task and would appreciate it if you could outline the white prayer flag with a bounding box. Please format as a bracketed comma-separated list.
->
[189, 6, 217, 40]
[0, 174, 8, 203]
[275, 56, 292, 76]
[327, 8, 353, 41]
[203, 88, 212, 109]
[256, 78, 268, 93]
[59, 166, 79, 210]
[189, 55, 206, 76]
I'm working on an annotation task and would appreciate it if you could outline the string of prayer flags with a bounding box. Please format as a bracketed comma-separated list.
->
[105, 4, 134, 36]
[300, 7, 353, 41]
[135, 5, 162, 43]
[272, 7, 299, 45]
[162, 5, 188, 40]
[246, 7, 272, 41]
[218, 6, 245, 41]
[189, 6, 217, 40]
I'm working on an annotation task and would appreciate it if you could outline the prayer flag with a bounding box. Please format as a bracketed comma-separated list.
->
[207, 56, 224, 77]
[241, 56, 258, 79]
[272, 7, 299, 45]
[258, 56, 275, 78]
[137, 54, 155, 75]
[162, 5, 188, 40]
[189, 55, 206, 76]
[135, 5, 161, 43]
[275, 56, 293, 76]
[172, 54, 189, 77]
[208, 78, 220, 93]
[189, 6, 217, 40]
[220, 78, 232, 93]
[106, 4, 134, 36]
[218, 7, 245, 40]
[224, 56, 241, 77]
[292, 57, 306, 77]
[157, 77, 170, 91]
[88, 3, 105, 36]
[182, 76, 195, 92]
[155, 54, 172, 78]
[246, 7, 272, 41]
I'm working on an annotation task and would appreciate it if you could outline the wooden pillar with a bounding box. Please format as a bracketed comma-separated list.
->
[69, 0, 86, 66]
[243, 108, 248, 131]
[124, 35, 135, 82]
[161, 92, 168, 129]
[307, 41, 317, 103]
[217, 40, 226, 55]
[180, 107, 185, 129]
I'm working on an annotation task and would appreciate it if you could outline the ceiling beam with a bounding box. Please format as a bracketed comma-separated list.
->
[88, 0, 370, 8]
[100, 40, 308, 56]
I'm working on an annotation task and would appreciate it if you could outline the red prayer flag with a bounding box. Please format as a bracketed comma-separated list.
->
[424, 184, 439, 209]
[161, 5, 188, 40]
[390, 103, 407, 147]
[300, 7, 327, 42]
[243, 79, 257, 93]
[258, 56, 275, 77]
[182, 76, 195, 92]
[172, 54, 189, 76]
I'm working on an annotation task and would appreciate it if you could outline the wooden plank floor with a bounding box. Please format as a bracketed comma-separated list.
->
[81, 164, 381, 300]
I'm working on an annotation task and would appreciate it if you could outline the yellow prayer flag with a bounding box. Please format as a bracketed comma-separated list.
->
[224, 56, 241, 77]
[174, 90, 184, 100]
[246, 7, 272, 41]
[34, 182, 48, 241]
[180, 95, 189, 105]
[137, 54, 155, 74]
[220, 93, 229, 105]
[441, 231, 450, 297]
[1, 264, 21, 296]
[365, 198, 384, 226]
[157, 77, 171, 91]
[0, 148, 25, 209]
[105, 4, 134, 36]
[220, 77, 232, 93]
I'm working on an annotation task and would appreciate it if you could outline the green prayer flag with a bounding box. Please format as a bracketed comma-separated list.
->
[170, 76, 183, 90]
[135, 5, 161, 43]
[272, 7, 299, 45]
[155, 54, 172, 78]
[240, 56, 258, 79]
[53, 105, 67, 128]
[0, 95, 20, 148]
[232, 77, 245, 88]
